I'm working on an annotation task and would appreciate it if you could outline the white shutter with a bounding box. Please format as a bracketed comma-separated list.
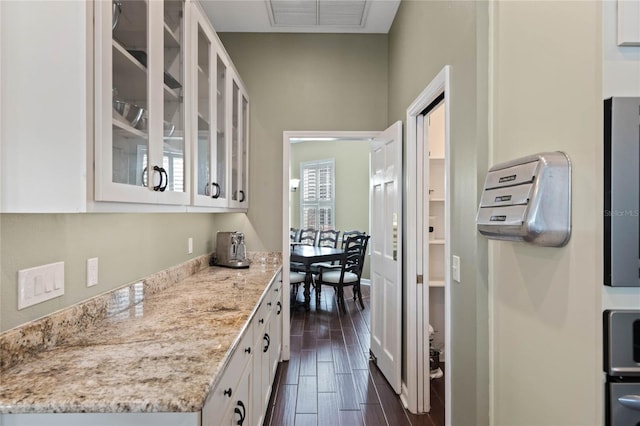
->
[300, 159, 335, 229]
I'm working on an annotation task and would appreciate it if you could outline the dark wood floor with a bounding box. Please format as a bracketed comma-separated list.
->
[263, 283, 445, 426]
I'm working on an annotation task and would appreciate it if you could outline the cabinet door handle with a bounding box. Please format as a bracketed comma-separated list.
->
[211, 182, 221, 199]
[263, 333, 270, 353]
[152, 165, 164, 191]
[276, 301, 282, 315]
[239, 190, 246, 202]
[259, 318, 264, 324]
[244, 346, 251, 354]
[234, 400, 246, 426]
[224, 387, 232, 397]
[159, 167, 168, 192]
[267, 302, 272, 307]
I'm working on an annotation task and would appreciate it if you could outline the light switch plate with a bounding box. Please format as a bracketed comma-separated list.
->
[452, 255, 461, 282]
[87, 257, 98, 287]
[18, 261, 64, 309]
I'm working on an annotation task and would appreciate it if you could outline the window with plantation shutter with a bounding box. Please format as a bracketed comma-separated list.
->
[300, 159, 335, 230]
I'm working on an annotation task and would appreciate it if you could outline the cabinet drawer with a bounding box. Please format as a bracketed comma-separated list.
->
[483, 161, 537, 189]
[203, 327, 253, 417]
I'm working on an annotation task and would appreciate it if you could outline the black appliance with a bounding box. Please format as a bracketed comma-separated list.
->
[604, 309, 640, 425]
[604, 97, 640, 287]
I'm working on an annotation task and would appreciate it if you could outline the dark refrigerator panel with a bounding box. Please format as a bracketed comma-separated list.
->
[604, 97, 640, 287]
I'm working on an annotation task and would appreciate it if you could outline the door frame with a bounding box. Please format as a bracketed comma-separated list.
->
[404, 66, 451, 420]
[281, 130, 380, 361]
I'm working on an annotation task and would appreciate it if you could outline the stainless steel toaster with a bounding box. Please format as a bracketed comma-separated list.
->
[215, 231, 250, 268]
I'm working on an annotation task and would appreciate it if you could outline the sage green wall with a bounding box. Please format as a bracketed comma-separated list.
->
[290, 140, 369, 233]
[490, 2, 602, 424]
[388, 2, 489, 425]
[217, 33, 388, 250]
[0, 214, 219, 331]
[290, 139, 371, 279]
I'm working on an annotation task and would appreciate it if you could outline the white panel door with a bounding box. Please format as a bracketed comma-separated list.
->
[369, 121, 403, 394]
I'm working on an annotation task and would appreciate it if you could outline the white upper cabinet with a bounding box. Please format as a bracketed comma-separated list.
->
[0, 1, 89, 212]
[94, 0, 190, 205]
[0, 0, 247, 213]
[191, 5, 229, 209]
[190, 3, 249, 212]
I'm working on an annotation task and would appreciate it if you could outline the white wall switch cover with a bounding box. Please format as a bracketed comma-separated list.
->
[452, 255, 461, 282]
[188, 237, 193, 254]
[87, 257, 98, 287]
[18, 261, 64, 310]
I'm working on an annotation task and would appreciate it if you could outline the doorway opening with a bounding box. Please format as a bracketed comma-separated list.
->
[404, 66, 451, 424]
[281, 131, 379, 360]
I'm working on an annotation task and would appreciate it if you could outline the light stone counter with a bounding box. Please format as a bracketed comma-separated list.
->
[0, 253, 282, 414]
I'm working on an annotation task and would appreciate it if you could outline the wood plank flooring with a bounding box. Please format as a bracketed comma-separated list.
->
[263, 284, 445, 426]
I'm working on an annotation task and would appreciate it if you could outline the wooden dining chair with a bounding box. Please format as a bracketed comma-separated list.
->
[311, 230, 341, 274]
[314, 234, 370, 313]
[298, 228, 318, 246]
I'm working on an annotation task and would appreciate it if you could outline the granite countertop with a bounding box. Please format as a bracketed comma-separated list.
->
[0, 262, 281, 414]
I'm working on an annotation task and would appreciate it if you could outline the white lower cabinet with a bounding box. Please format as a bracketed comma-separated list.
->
[205, 271, 282, 426]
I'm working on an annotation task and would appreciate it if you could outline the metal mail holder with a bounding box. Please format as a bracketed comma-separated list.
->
[476, 151, 571, 247]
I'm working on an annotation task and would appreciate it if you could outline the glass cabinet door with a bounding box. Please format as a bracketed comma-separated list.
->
[192, 6, 229, 208]
[95, 0, 188, 205]
[195, 22, 212, 200]
[110, 0, 150, 193]
[215, 53, 228, 203]
[230, 77, 249, 209]
[162, 0, 186, 196]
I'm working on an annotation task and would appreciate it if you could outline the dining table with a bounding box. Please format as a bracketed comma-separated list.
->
[290, 245, 344, 310]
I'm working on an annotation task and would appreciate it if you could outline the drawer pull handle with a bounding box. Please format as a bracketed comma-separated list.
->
[259, 318, 264, 324]
[267, 302, 272, 307]
[619, 394, 640, 411]
[224, 388, 232, 398]
[245, 347, 251, 354]
[234, 400, 246, 425]
[263, 333, 271, 353]
[276, 301, 282, 315]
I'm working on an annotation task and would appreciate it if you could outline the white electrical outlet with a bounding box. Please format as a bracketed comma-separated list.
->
[188, 237, 193, 254]
[18, 262, 64, 310]
[452, 255, 461, 283]
[87, 257, 99, 287]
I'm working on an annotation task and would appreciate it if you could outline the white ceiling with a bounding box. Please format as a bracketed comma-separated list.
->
[198, 0, 401, 34]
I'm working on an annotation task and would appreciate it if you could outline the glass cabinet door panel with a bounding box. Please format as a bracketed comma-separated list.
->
[241, 93, 248, 204]
[216, 54, 228, 201]
[231, 80, 239, 201]
[196, 23, 211, 197]
[162, 0, 185, 194]
[111, 0, 149, 187]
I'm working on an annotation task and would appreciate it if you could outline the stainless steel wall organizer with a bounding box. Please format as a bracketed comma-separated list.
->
[476, 151, 572, 247]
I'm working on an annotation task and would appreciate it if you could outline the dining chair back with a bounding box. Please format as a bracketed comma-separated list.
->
[298, 228, 318, 246]
[340, 230, 366, 249]
[290, 228, 300, 242]
[317, 229, 340, 248]
[315, 234, 370, 313]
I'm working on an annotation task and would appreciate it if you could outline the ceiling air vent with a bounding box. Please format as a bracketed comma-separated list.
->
[268, 0, 369, 28]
